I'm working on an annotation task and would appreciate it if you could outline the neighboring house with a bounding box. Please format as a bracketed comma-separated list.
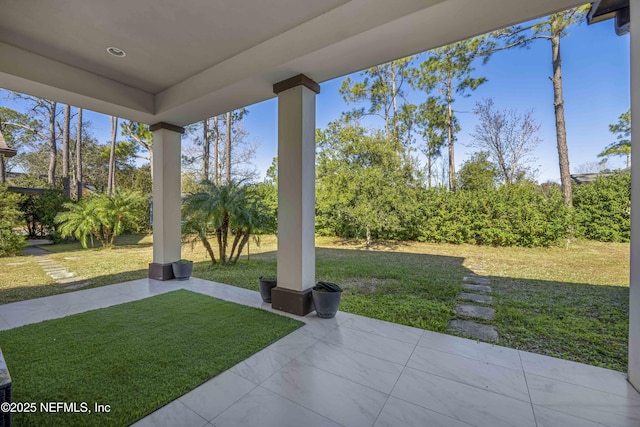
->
[570, 167, 631, 185]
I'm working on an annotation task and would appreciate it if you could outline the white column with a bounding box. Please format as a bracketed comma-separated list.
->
[629, 1, 640, 390]
[275, 75, 319, 295]
[149, 122, 183, 279]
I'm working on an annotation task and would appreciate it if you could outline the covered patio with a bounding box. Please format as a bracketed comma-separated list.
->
[1, 0, 640, 425]
[1, 277, 638, 426]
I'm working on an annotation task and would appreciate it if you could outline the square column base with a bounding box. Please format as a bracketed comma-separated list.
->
[149, 263, 174, 281]
[271, 287, 313, 316]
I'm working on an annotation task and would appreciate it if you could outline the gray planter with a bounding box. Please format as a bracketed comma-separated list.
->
[312, 289, 342, 318]
[258, 277, 277, 303]
[172, 261, 193, 280]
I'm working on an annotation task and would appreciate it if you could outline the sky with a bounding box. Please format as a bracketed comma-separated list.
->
[2, 15, 631, 184]
[245, 16, 631, 183]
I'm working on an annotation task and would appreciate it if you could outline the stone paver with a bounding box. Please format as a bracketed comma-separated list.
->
[447, 319, 498, 342]
[24, 246, 82, 284]
[463, 276, 491, 285]
[456, 304, 495, 320]
[462, 284, 492, 293]
[458, 292, 493, 304]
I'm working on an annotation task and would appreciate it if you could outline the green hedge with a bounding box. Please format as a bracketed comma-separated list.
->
[573, 173, 631, 242]
[417, 183, 570, 247]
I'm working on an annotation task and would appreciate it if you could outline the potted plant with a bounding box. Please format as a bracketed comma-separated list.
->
[258, 275, 277, 303]
[172, 259, 193, 280]
[312, 281, 343, 318]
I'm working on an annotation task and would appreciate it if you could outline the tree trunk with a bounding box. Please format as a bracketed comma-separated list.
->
[0, 157, 5, 184]
[551, 33, 572, 206]
[232, 232, 250, 264]
[366, 225, 371, 247]
[108, 116, 118, 195]
[62, 104, 71, 198]
[215, 227, 224, 263]
[48, 101, 57, 187]
[213, 116, 219, 185]
[229, 231, 243, 264]
[200, 234, 217, 265]
[75, 108, 83, 200]
[427, 153, 432, 188]
[221, 214, 229, 264]
[391, 66, 400, 152]
[447, 93, 455, 191]
[202, 118, 210, 181]
[226, 111, 232, 184]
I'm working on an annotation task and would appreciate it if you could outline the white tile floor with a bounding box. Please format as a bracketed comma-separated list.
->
[1, 277, 639, 427]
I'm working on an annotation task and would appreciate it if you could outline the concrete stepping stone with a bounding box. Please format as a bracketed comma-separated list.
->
[63, 281, 89, 289]
[456, 304, 495, 320]
[462, 284, 492, 293]
[50, 272, 74, 279]
[448, 319, 498, 342]
[458, 292, 493, 304]
[463, 276, 490, 285]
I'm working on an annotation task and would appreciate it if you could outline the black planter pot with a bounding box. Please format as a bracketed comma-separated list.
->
[258, 277, 277, 303]
[172, 261, 193, 281]
[312, 289, 342, 318]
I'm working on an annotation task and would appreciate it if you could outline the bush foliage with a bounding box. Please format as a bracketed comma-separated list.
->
[55, 190, 148, 248]
[416, 184, 570, 247]
[0, 186, 27, 257]
[19, 189, 67, 240]
[573, 173, 631, 242]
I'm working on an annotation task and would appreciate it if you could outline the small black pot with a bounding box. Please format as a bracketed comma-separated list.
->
[172, 261, 193, 280]
[258, 277, 277, 303]
[312, 288, 342, 318]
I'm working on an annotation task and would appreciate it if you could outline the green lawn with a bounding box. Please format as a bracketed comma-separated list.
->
[0, 290, 303, 426]
[0, 234, 630, 371]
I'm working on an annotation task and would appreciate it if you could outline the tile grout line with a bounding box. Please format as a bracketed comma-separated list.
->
[370, 332, 421, 427]
[338, 321, 422, 346]
[376, 331, 476, 427]
[192, 380, 261, 425]
[519, 350, 539, 427]
[254, 360, 348, 427]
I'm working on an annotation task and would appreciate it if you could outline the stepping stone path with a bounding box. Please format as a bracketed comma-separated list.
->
[458, 292, 492, 304]
[447, 275, 499, 342]
[455, 304, 495, 320]
[463, 276, 491, 285]
[462, 284, 492, 293]
[23, 246, 86, 288]
[448, 319, 498, 342]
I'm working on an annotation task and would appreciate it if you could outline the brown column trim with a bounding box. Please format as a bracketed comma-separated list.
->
[149, 122, 185, 134]
[149, 262, 175, 281]
[271, 287, 313, 316]
[273, 74, 320, 95]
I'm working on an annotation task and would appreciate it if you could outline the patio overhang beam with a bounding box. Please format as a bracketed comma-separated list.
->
[587, 0, 630, 35]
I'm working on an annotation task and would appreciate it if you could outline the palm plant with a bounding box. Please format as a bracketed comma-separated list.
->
[182, 181, 272, 266]
[56, 196, 103, 248]
[56, 190, 146, 248]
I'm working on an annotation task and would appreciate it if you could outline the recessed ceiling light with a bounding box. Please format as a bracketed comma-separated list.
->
[106, 47, 126, 58]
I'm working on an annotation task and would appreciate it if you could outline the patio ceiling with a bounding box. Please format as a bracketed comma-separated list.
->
[0, 0, 583, 126]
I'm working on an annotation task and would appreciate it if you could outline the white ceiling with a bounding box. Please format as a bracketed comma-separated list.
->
[0, 0, 585, 126]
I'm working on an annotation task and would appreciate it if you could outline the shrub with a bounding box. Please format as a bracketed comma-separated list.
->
[55, 190, 148, 248]
[573, 173, 631, 242]
[0, 186, 27, 257]
[418, 183, 570, 247]
[19, 189, 67, 240]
